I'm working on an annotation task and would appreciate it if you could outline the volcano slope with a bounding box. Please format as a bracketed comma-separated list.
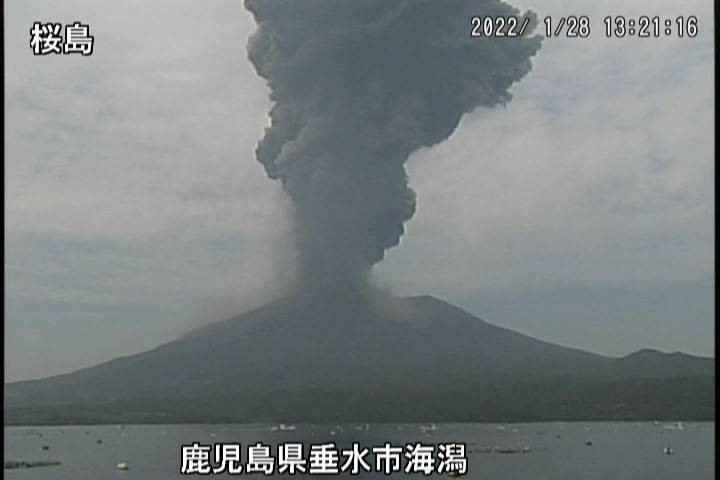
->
[5, 292, 714, 424]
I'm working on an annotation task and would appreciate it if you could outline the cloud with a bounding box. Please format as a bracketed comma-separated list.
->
[4, 0, 714, 379]
[376, 0, 713, 297]
[5, 0, 296, 379]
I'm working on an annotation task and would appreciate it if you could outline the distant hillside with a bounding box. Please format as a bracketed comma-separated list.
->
[4, 293, 714, 424]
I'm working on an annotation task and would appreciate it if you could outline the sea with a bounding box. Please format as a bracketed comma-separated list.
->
[4, 422, 714, 479]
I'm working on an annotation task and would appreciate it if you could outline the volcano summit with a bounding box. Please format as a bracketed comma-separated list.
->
[4, 1, 714, 424]
[5, 290, 714, 424]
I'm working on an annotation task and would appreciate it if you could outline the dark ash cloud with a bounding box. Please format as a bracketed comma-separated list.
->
[245, 0, 542, 292]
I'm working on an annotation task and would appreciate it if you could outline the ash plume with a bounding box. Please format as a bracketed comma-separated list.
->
[244, 0, 542, 293]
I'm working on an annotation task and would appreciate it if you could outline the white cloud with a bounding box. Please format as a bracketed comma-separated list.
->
[377, 0, 713, 297]
[4, 0, 714, 380]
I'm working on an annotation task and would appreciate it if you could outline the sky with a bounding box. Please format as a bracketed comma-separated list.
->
[4, 0, 714, 382]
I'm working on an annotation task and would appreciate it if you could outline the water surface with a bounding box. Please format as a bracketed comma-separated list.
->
[4, 422, 713, 479]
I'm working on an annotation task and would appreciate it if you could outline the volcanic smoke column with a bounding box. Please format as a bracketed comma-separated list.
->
[244, 0, 542, 293]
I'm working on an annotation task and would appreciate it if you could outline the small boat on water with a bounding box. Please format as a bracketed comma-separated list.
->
[5, 459, 61, 469]
[354, 424, 370, 431]
[419, 424, 437, 432]
[116, 462, 129, 470]
[471, 445, 531, 454]
[495, 446, 531, 454]
[663, 422, 685, 431]
[663, 447, 674, 455]
[270, 424, 297, 431]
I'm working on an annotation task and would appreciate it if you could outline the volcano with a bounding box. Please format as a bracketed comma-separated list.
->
[5, 292, 714, 424]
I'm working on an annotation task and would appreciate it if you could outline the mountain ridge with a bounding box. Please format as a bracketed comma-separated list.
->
[4, 293, 714, 423]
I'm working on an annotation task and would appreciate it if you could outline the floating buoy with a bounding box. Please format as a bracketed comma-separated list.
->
[116, 462, 129, 470]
